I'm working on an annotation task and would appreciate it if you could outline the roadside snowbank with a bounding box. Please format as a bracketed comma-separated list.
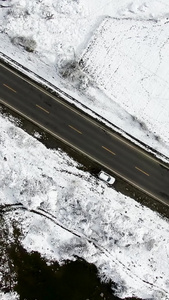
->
[0, 0, 169, 158]
[80, 17, 169, 150]
[1, 1, 169, 299]
[1, 114, 169, 299]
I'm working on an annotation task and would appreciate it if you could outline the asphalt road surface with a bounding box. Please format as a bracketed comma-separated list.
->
[0, 62, 169, 206]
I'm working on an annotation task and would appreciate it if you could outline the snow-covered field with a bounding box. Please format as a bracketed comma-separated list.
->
[1, 113, 169, 300]
[1, 0, 169, 299]
[0, 0, 169, 158]
[80, 17, 169, 147]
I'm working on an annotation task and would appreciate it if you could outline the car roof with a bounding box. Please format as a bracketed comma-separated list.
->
[98, 171, 115, 184]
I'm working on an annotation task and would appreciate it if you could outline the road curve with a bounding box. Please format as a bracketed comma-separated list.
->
[0, 62, 169, 206]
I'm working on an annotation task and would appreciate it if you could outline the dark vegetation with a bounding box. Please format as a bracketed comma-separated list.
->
[0, 213, 142, 300]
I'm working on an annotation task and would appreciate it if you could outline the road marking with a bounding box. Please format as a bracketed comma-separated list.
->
[68, 125, 82, 135]
[102, 145, 116, 156]
[1, 97, 169, 207]
[36, 104, 49, 114]
[0, 62, 169, 176]
[1, 62, 169, 171]
[135, 166, 149, 176]
[3, 83, 17, 93]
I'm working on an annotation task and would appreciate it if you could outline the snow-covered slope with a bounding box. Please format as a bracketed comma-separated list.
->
[1, 1, 169, 299]
[80, 17, 169, 147]
[0, 0, 169, 157]
[1, 113, 169, 300]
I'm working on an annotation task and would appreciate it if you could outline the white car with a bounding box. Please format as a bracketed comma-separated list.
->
[98, 170, 115, 185]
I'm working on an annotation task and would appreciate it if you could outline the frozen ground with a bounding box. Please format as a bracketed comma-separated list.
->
[1, 113, 169, 300]
[1, 0, 169, 299]
[0, 0, 169, 158]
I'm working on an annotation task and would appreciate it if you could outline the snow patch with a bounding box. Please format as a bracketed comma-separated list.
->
[1, 113, 169, 299]
[80, 17, 169, 149]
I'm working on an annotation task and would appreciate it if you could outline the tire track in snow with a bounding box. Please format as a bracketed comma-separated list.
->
[33, 207, 169, 298]
[2, 204, 169, 298]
